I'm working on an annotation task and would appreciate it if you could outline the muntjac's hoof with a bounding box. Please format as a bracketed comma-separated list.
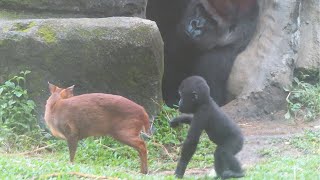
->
[141, 169, 148, 174]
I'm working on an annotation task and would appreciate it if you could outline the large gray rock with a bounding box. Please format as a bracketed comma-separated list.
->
[0, 0, 147, 18]
[0, 17, 164, 117]
[225, 0, 301, 119]
[296, 0, 320, 71]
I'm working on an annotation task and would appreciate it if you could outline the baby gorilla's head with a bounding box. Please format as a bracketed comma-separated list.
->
[178, 76, 211, 113]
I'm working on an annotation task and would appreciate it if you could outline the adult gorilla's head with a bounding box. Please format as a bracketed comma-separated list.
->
[178, 76, 211, 113]
[177, 0, 258, 51]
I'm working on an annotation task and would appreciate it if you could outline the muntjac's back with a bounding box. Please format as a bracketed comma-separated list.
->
[52, 93, 149, 138]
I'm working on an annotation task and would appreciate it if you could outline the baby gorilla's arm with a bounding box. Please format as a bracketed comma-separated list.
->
[170, 114, 193, 127]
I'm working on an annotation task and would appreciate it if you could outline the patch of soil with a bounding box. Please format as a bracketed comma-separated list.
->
[237, 111, 320, 168]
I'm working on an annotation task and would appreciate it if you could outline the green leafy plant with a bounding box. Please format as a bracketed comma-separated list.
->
[147, 104, 214, 170]
[284, 77, 320, 120]
[151, 104, 188, 145]
[0, 71, 45, 152]
[0, 71, 37, 133]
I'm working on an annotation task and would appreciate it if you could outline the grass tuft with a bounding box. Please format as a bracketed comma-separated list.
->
[285, 77, 320, 120]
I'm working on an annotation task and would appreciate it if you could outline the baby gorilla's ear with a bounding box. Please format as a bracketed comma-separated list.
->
[191, 91, 198, 102]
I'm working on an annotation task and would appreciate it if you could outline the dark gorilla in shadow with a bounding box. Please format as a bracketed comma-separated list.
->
[170, 76, 244, 179]
[147, 0, 259, 106]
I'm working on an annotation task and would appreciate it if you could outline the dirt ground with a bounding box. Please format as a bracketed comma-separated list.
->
[237, 111, 320, 168]
[158, 111, 320, 176]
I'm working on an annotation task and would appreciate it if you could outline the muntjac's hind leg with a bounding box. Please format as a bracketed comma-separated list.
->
[113, 130, 148, 174]
[67, 137, 79, 163]
[127, 137, 148, 174]
[63, 123, 79, 163]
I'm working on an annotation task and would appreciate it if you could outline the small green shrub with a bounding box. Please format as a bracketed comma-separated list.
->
[0, 71, 36, 133]
[0, 71, 46, 152]
[148, 104, 215, 169]
[284, 77, 320, 120]
[151, 104, 188, 145]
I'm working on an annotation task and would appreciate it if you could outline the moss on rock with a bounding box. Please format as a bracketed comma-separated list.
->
[13, 21, 36, 32]
[37, 25, 56, 44]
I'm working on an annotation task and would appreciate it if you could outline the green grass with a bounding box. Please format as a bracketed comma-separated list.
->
[243, 130, 320, 180]
[245, 155, 320, 180]
[243, 130, 319, 180]
[1, 129, 319, 179]
[0, 135, 213, 180]
[0, 153, 145, 179]
[290, 130, 320, 155]
[1, 154, 319, 180]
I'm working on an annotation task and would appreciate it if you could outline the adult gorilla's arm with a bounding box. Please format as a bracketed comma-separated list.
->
[170, 114, 193, 127]
[175, 121, 203, 178]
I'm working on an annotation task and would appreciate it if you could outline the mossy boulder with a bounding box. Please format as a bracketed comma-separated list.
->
[0, 17, 164, 118]
[0, 0, 147, 19]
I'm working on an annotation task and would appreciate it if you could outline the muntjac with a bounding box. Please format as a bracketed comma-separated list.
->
[44, 83, 150, 174]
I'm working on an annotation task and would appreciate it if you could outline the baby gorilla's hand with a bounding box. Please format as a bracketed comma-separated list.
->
[169, 118, 180, 128]
[169, 114, 193, 128]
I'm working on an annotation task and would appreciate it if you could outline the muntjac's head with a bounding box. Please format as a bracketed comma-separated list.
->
[48, 82, 75, 99]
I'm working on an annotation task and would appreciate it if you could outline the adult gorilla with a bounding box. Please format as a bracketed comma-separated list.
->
[147, 0, 259, 106]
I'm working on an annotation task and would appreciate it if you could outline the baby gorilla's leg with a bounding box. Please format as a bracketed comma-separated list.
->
[219, 142, 244, 179]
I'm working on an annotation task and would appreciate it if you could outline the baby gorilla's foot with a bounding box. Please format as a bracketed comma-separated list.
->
[221, 170, 244, 179]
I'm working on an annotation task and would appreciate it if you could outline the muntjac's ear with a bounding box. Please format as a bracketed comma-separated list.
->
[48, 82, 56, 94]
[60, 85, 75, 99]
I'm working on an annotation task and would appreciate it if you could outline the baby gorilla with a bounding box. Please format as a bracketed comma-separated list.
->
[170, 76, 244, 179]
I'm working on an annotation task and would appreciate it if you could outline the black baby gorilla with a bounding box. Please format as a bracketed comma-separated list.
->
[170, 76, 244, 179]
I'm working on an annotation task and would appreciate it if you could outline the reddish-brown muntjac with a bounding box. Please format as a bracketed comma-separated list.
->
[44, 83, 150, 174]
